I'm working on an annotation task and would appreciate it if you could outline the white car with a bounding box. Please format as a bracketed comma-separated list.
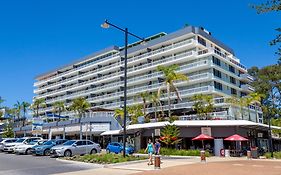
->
[0, 138, 18, 152]
[14, 140, 46, 155]
[3, 137, 42, 153]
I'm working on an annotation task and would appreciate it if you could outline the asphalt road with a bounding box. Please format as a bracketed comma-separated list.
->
[0, 152, 99, 175]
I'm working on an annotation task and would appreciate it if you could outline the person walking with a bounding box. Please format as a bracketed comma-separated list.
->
[145, 139, 155, 165]
[155, 139, 161, 155]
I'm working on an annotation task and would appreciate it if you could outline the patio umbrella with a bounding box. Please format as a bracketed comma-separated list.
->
[224, 134, 248, 156]
[192, 134, 214, 149]
[224, 134, 248, 141]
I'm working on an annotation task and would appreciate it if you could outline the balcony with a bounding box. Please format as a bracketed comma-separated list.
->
[241, 84, 255, 92]
[240, 73, 254, 82]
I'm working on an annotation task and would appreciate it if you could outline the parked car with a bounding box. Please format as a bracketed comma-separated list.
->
[50, 140, 101, 157]
[3, 137, 42, 153]
[14, 140, 46, 155]
[106, 142, 134, 155]
[0, 138, 18, 152]
[32, 139, 68, 156]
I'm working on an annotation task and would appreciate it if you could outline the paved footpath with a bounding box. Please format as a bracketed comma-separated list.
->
[54, 157, 251, 175]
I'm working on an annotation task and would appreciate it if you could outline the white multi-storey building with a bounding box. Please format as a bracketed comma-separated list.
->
[33, 26, 262, 123]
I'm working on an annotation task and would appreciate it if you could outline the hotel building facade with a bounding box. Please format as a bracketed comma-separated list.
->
[14, 26, 278, 153]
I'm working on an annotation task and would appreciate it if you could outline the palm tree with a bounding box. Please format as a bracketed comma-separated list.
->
[52, 101, 65, 121]
[246, 92, 263, 122]
[21, 101, 30, 126]
[14, 101, 22, 127]
[157, 64, 188, 118]
[226, 96, 247, 120]
[31, 98, 46, 118]
[114, 108, 124, 123]
[137, 91, 149, 116]
[149, 92, 164, 122]
[192, 94, 214, 120]
[69, 97, 90, 122]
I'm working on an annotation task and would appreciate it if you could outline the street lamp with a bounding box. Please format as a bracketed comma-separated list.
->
[101, 19, 146, 157]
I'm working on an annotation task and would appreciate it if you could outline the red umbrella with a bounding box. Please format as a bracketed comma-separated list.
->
[224, 134, 248, 141]
[192, 134, 214, 150]
[192, 134, 214, 141]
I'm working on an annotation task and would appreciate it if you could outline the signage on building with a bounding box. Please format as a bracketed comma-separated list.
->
[90, 123, 110, 132]
[155, 129, 161, 136]
[32, 118, 43, 135]
[201, 127, 212, 136]
[257, 133, 263, 138]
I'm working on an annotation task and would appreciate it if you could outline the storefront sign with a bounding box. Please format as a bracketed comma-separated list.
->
[201, 127, 212, 136]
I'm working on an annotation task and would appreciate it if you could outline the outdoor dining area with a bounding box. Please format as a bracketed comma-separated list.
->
[191, 133, 250, 157]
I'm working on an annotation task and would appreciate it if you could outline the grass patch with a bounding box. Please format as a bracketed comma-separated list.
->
[265, 152, 281, 159]
[138, 148, 210, 157]
[63, 153, 146, 164]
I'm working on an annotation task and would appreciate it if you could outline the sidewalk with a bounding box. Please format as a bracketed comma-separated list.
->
[53, 156, 247, 175]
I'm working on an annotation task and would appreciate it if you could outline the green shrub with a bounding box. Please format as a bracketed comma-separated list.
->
[63, 153, 146, 164]
[137, 148, 210, 157]
[265, 152, 281, 159]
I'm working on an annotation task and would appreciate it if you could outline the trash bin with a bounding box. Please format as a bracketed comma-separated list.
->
[247, 150, 251, 159]
[251, 147, 258, 159]
[154, 155, 161, 169]
[200, 150, 206, 162]
[224, 149, 230, 157]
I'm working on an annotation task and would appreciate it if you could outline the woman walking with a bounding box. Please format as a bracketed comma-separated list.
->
[145, 139, 155, 165]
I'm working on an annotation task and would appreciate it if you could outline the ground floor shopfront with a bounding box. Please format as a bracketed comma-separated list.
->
[101, 120, 281, 155]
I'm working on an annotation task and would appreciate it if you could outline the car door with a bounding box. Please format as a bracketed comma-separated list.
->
[113, 143, 121, 153]
[74, 141, 85, 155]
[86, 141, 94, 154]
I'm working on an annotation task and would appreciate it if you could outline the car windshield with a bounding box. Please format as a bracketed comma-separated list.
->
[15, 139, 25, 143]
[63, 140, 76, 146]
[43, 140, 55, 145]
[28, 141, 37, 145]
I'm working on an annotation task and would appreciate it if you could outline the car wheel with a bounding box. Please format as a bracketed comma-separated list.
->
[64, 150, 72, 157]
[44, 149, 51, 156]
[25, 148, 32, 155]
[106, 149, 110, 154]
[90, 149, 97, 154]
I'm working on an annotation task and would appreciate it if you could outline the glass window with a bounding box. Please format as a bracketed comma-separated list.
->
[213, 69, 222, 78]
[229, 65, 235, 73]
[230, 76, 236, 84]
[214, 81, 222, 90]
[231, 88, 237, 95]
[76, 141, 83, 146]
[63, 140, 76, 146]
[198, 36, 206, 46]
[212, 56, 221, 66]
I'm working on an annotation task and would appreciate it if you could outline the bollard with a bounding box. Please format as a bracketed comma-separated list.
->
[200, 150, 206, 162]
[154, 155, 161, 169]
[247, 150, 251, 159]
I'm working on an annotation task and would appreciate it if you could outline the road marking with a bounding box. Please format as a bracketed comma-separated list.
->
[232, 164, 244, 166]
[252, 165, 264, 168]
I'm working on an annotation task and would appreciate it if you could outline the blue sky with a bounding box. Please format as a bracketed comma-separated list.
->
[0, 0, 279, 107]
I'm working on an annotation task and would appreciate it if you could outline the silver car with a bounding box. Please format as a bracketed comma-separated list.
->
[50, 140, 101, 157]
[0, 138, 18, 151]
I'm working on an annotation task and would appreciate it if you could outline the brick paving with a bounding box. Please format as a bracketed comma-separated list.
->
[132, 160, 281, 175]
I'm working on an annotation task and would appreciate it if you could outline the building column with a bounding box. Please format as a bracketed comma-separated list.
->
[80, 123, 83, 140]
[63, 126, 66, 139]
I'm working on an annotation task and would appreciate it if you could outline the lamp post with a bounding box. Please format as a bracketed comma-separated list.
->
[268, 87, 275, 158]
[101, 19, 145, 157]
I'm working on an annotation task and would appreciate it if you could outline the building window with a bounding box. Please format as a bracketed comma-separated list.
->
[198, 36, 206, 46]
[231, 88, 237, 95]
[229, 65, 235, 73]
[213, 69, 222, 78]
[241, 92, 247, 97]
[230, 76, 236, 84]
[214, 81, 222, 90]
[212, 56, 221, 66]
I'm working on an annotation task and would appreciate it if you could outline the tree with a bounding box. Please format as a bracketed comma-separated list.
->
[253, 0, 281, 63]
[137, 91, 149, 116]
[21, 101, 30, 127]
[31, 98, 46, 118]
[69, 97, 90, 122]
[14, 101, 22, 127]
[114, 105, 143, 125]
[160, 124, 181, 148]
[248, 65, 281, 123]
[2, 119, 14, 138]
[0, 96, 5, 108]
[149, 92, 164, 122]
[245, 93, 263, 122]
[226, 96, 248, 120]
[192, 94, 214, 120]
[52, 101, 65, 121]
[157, 64, 188, 118]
